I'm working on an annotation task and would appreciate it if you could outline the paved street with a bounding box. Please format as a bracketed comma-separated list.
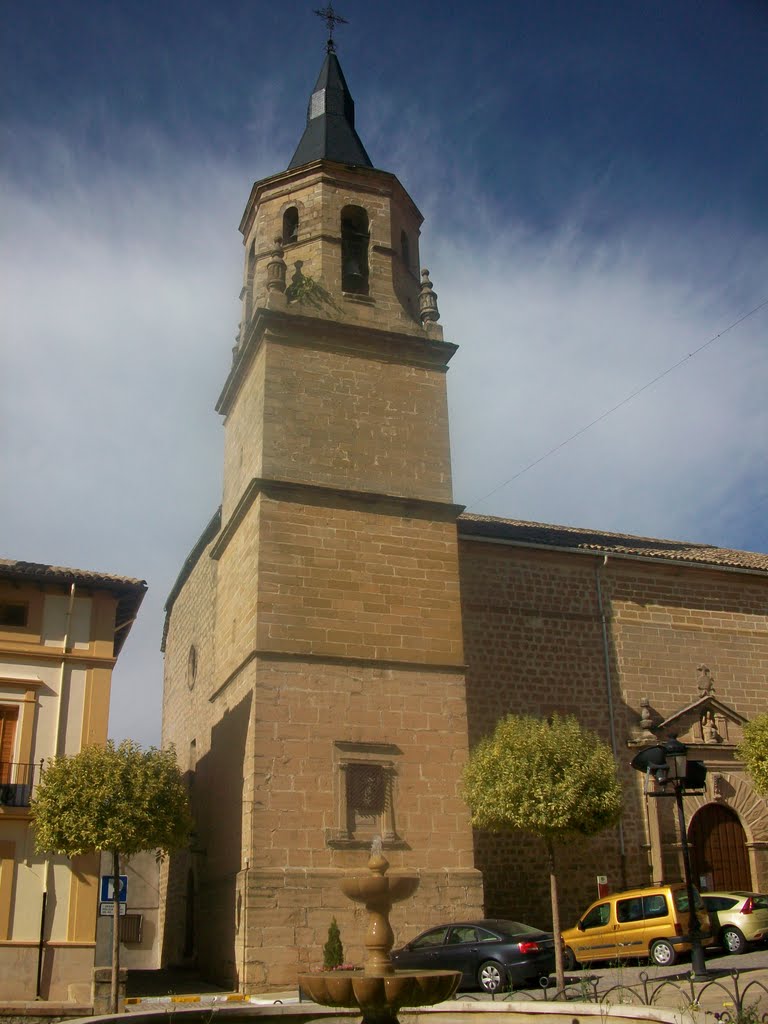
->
[504, 945, 768, 1012]
[126, 946, 768, 1014]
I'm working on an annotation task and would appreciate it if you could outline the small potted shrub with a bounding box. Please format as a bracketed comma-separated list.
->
[323, 917, 344, 970]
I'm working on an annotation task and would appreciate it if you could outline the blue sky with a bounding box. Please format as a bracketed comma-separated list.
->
[2, 1, 767, 747]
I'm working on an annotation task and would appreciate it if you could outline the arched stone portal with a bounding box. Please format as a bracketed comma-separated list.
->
[689, 804, 750, 891]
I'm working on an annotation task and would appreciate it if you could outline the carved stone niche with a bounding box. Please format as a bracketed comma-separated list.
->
[655, 695, 747, 748]
[326, 740, 407, 850]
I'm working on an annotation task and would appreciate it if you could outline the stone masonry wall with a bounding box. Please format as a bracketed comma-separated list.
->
[260, 331, 454, 504]
[239, 654, 483, 990]
[248, 657, 476, 870]
[213, 493, 263, 686]
[164, 640, 484, 990]
[221, 340, 266, 522]
[254, 496, 464, 665]
[162, 532, 260, 981]
[607, 564, 768, 721]
[161, 541, 214, 956]
[459, 538, 768, 932]
[241, 867, 483, 990]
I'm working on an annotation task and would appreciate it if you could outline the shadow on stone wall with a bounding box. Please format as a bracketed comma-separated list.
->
[162, 691, 252, 987]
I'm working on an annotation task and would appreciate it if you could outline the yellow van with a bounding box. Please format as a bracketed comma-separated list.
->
[561, 884, 713, 969]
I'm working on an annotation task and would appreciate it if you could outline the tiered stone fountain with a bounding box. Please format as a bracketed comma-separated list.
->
[298, 838, 461, 1024]
[77, 838, 693, 1024]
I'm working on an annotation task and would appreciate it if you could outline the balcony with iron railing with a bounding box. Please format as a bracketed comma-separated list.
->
[0, 760, 42, 808]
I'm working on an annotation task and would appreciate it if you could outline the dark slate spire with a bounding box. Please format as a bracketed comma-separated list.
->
[287, 52, 373, 170]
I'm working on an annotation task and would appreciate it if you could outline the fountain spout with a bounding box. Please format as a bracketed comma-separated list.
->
[339, 836, 418, 975]
[298, 840, 460, 1024]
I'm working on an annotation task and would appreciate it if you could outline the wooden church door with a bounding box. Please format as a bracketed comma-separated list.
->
[689, 804, 751, 891]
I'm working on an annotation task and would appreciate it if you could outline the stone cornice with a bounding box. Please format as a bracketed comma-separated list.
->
[216, 306, 457, 418]
[0, 644, 116, 669]
[238, 159, 422, 239]
[210, 476, 464, 561]
[209, 647, 466, 704]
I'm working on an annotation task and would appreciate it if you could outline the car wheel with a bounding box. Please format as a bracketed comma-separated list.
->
[563, 946, 578, 972]
[478, 960, 506, 993]
[722, 927, 747, 955]
[649, 939, 677, 967]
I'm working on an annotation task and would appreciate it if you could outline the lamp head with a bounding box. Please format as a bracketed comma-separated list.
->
[664, 735, 688, 782]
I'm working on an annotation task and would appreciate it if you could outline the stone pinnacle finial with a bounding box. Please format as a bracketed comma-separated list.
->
[637, 698, 656, 739]
[696, 664, 715, 697]
[266, 237, 287, 293]
[419, 269, 440, 325]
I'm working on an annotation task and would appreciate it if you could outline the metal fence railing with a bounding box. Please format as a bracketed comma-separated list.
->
[462, 968, 768, 1019]
[0, 760, 42, 807]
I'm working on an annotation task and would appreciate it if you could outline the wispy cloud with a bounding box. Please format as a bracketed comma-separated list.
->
[433, 214, 767, 547]
[2, 126, 766, 747]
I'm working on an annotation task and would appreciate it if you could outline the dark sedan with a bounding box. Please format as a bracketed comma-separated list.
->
[391, 919, 556, 993]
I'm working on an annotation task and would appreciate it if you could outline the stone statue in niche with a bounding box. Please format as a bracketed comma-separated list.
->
[697, 664, 715, 697]
[701, 709, 721, 743]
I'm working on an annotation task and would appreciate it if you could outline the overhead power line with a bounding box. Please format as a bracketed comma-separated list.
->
[468, 297, 768, 511]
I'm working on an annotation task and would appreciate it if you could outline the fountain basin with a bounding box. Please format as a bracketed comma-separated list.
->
[340, 874, 420, 905]
[72, 1003, 700, 1024]
[298, 969, 461, 1014]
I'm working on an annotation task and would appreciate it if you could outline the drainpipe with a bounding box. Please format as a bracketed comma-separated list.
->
[36, 583, 76, 999]
[595, 558, 627, 888]
[242, 859, 249, 993]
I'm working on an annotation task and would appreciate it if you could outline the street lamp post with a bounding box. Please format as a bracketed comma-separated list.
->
[630, 736, 711, 981]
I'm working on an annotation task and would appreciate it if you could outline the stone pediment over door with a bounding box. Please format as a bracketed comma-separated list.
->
[656, 695, 748, 748]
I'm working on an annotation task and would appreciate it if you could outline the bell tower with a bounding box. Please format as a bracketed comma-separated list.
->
[162, 31, 483, 992]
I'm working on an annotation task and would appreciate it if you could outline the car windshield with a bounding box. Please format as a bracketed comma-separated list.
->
[675, 888, 704, 912]
[494, 920, 542, 937]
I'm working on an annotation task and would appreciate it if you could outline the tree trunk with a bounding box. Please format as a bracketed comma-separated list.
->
[111, 849, 120, 1014]
[546, 839, 565, 995]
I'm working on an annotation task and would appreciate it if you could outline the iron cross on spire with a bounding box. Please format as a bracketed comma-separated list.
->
[313, 2, 348, 52]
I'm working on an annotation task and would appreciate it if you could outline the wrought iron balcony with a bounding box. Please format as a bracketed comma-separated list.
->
[0, 760, 41, 807]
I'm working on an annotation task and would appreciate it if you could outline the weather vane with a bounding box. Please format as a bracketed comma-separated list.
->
[313, 3, 348, 52]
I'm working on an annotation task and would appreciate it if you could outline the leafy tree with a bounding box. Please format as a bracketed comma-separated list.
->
[463, 714, 622, 993]
[323, 916, 344, 969]
[737, 712, 768, 797]
[32, 740, 192, 1012]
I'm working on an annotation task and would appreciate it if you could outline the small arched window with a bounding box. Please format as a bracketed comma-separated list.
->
[282, 207, 299, 244]
[341, 205, 369, 295]
[244, 241, 256, 323]
[186, 644, 198, 690]
[401, 230, 410, 272]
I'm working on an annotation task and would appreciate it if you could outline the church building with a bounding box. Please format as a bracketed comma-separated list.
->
[160, 38, 768, 992]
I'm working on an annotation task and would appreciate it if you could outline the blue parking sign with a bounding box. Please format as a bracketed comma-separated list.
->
[100, 875, 128, 903]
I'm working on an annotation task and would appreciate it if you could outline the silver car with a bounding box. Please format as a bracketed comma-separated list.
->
[701, 892, 768, 954]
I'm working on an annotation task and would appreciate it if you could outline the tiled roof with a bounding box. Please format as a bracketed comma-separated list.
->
[458, 514, 768, 573]
[0, 558, 147, 656]
[0, 559, 146, 589]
